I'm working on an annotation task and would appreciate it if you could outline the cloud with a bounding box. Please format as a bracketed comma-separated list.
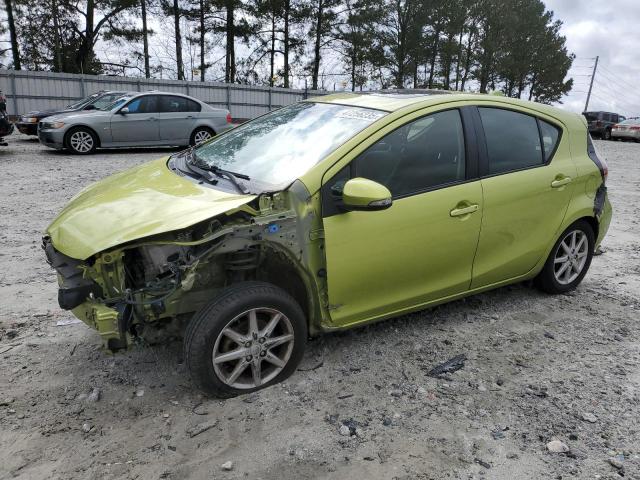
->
[545, 0, 640, 116]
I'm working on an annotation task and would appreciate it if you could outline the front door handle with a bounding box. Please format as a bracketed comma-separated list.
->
[450, 204, 479, 217]
[551, 176, 572, 188]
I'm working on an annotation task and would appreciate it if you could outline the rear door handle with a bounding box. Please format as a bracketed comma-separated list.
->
[551, 176, 572, 188]
[450, 204, 479, 217]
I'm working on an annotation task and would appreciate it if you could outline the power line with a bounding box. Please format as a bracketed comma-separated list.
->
[589, 91, 640, 115]
[597, 65, 638, 92]
[592, 81, 640, 101]
[589, 99, 637, 117]
[593, 80, 640, 105]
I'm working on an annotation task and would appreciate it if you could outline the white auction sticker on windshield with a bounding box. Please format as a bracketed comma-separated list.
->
[335, 109, 386, 121]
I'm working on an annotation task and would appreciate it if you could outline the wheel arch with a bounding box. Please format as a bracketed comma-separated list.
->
[64, 124, 102, 148]
[193, 123, 216, 135]
[190, 124, 216, 146]
[252, 243, 317, 333]
[529, 210, 602, 280]
[579, 215, 599, 240]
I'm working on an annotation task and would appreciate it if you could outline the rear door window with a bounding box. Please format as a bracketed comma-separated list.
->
[479, 108, 543, 175]
[160, 96, 201, 113]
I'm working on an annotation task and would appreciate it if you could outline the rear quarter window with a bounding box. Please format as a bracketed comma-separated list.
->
[539, 120, 561, 162]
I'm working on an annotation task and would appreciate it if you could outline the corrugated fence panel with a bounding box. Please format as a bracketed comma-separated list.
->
[0, 69, 329, 119]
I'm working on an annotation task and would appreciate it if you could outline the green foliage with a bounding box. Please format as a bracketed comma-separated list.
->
[4, 0, 574, 103]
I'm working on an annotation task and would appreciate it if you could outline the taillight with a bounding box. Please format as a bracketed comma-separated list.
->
[226, 113, 232, 123]
[612, 124, 620, 130]
[587, 135, 608, 183]
[631, 126, 640, 131]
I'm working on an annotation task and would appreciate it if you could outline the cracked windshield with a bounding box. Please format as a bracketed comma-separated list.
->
[194, 102, 386, 190]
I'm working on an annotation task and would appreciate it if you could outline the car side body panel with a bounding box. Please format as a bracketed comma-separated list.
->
[469, 104, 578, 289]
[323, 180, 483, 326]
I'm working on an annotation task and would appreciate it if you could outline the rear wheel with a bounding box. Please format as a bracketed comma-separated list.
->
[184, 282, 307, 398]
[190, 126, 214, 146]
[535, 220, 595, 294]
[66, 127, 97, 154]
[602, 128, 612, 140]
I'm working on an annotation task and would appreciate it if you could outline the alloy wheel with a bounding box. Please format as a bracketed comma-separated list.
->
[553, 230, 589, 285]
[194, 129, 213, 145]
[70, 131, 94, 153]
[212, 308, 295, 389]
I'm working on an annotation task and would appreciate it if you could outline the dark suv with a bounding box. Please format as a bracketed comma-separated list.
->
[16, 90, 131, 136]
[583, 111, 626, 140]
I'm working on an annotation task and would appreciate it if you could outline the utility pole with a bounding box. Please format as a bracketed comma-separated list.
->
[584, 56, 599, 112]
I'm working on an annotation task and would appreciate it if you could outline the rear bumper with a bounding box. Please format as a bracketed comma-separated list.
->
[611, 130, 640, 140]
[596, 195, 612, 248]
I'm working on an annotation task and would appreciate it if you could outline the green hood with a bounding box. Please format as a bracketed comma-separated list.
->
[47, 158, 256, 259]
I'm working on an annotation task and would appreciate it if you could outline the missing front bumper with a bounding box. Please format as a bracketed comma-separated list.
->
[43, 237, 103, 310]
[72, 301, 129, 350]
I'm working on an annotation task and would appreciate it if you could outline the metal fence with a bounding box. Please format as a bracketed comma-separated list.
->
[0, 69, 327, 119]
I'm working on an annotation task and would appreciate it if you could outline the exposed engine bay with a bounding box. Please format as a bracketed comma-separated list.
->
[44, 187, 324, 351]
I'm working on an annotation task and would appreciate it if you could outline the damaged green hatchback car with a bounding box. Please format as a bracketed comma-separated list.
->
[44, 91, 612, 397]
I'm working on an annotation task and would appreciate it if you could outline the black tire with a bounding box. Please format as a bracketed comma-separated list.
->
[65, 127, 98, 154]
[603, 128, 612, 140]
[184, 281, 307, 398]
[534, 220, 595, 294]
[189, 126, 215, 146]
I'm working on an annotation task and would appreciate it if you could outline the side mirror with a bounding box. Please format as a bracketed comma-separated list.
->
[342, 177, 392, 211]
[119, 107, 129, 114]
[83, 104, 96, 111]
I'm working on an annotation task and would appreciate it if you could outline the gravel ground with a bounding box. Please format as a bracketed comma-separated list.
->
[0, 132, 639, 480]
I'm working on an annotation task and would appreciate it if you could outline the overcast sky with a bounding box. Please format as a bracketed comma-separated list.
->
[545, 0, 640, 116]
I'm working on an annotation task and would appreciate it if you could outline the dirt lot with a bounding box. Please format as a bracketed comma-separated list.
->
[0, 132, 639, 480]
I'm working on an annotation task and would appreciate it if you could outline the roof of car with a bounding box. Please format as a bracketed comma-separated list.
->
[309, 90, 564, 116]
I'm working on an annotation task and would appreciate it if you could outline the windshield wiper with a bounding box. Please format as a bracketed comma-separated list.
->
[186, 150, 250, 194]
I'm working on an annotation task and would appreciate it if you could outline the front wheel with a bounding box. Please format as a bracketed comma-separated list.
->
[66, 127, 98, 154]
[534, 220, 595, 294]
[184, 282, 307, 398]
[602, 129, 612, 140]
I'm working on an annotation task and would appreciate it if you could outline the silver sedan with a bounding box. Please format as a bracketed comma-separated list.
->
[611, 118, 640, 142]
[38, 92, 234, 154]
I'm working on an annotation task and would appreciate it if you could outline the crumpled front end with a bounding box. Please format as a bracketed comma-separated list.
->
[43, 236, 130, 349]
[42, 188, 324, 350]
